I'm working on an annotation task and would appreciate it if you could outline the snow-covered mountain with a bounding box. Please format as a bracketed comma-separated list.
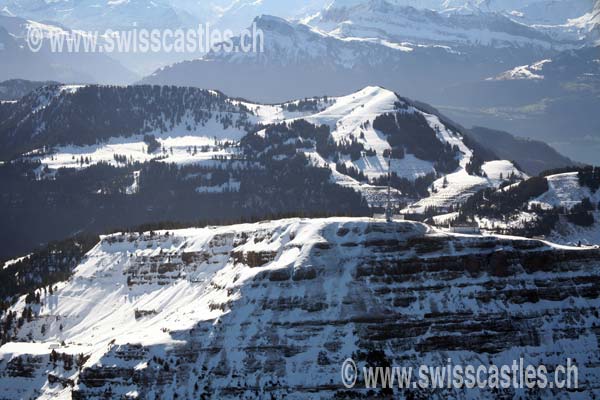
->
[468, 0, 593, 25]
[208, 0, 327, 32]
[2, 0, 595, 32]
[0, 84, 256, 160]
[487, 45, 600, 83]
[139, 2, 597, 165]
[306, 0, 574, 49]
[0, 0, 199, 31]
[207, 14, 425, 68]
[140, 12, 599, 163]
[141, 14, 555, 102]
[1, 217, 599, 398]
[0, 0, 332, 32]
[327, 0, 595, 26]
[0, 83, 546, 260]
[1, 84, 527, 210]
[0, 15, 137, 84]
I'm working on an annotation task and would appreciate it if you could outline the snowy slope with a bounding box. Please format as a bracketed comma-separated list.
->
[256, 86, 525, 209]
[1, 217, 599, 399]
[264, 86, 524, 209]
[462, 172, 600, 246]
[489, 59, 552, 81]
[406, 159, 525, 213]
[301, 86, 434, 180]
[38, 131, 244, 171]
[531, 172, 600, 210]
[531, 173, 600, 245]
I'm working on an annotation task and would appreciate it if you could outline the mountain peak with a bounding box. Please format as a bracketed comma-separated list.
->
[252, 14, 316, 36]
[355, 85, 395, 96]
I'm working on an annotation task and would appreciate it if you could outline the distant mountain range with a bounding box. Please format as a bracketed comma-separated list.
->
[141, 14, 555, 100]
[1, 0, 596, 77]
[306, 0, 583, 48]
[1, 0, 595, 32]
[0, 14, 137, 84]
[0, 0, 198, 31]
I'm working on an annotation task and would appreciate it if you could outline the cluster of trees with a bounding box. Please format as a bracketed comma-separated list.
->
[0, 85, 256, 159]
[237, 154, 369, 216]
[0, 307, 34, 344]
[336, 138, 365, 161]
[372, 172, 437, 199]
[383, 148, 404, 159]
[505, 214, 560, 237]
[244, 120, 380, 164]
[244, 120, 337, 159]
[578, 166, 600, 192]
[373, 112, 460, 174]
[336, 162, 367, 182]
[113, 154, 130, 164]
[283, 98, 323, 113]
[143, 135, 161, 154]
[565, 198, 596, 227]
[0, 234, 98, 303]
[465, 155, 486, 176]
[49, 351, 90, 371]
[137, 162, 235, 193]
[460, 177, 549, 219]
[77, 156, 93, 166]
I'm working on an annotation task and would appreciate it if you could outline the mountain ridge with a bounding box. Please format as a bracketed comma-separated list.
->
[307, 0, 573, 49]
[1, 216, 599, 398]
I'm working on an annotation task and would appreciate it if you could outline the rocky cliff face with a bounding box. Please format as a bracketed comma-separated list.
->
[1, 218, 599, 399]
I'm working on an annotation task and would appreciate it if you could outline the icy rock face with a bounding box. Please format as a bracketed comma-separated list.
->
[1, 218, 600, 399]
